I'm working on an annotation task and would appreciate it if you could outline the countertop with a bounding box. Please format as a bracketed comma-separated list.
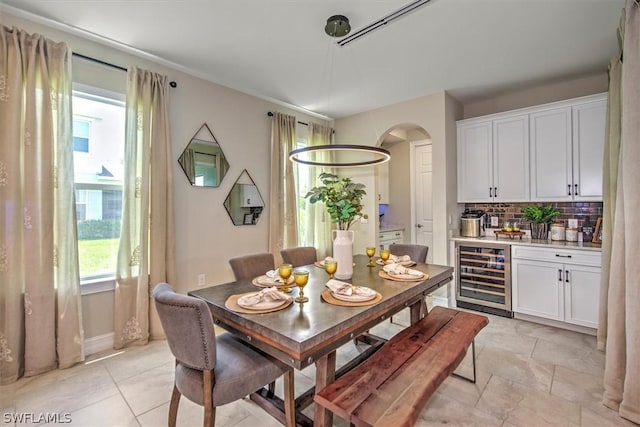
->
[450, 235, 602, 252]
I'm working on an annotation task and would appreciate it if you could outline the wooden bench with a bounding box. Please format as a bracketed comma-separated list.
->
[314, 306, 489, 427]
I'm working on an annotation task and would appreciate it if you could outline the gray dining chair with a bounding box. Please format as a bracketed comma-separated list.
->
[228, 252, 275, 281]
[389, 243, 429, 263]
[280, 246, 317, 267]
[153, 283, 294, 427]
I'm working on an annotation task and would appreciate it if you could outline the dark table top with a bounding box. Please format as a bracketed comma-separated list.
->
[189, 255, 453, 369]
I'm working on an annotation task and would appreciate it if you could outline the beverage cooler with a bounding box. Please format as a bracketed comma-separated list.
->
[455, 241, 512, 318]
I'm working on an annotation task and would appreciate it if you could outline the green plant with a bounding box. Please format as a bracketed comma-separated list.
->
[305, 172, 367, 230]
[521, 204, 560, 224]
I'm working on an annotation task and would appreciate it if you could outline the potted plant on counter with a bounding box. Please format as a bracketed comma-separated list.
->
[305, 172, 367, 279]
[521, 204, 560, 240]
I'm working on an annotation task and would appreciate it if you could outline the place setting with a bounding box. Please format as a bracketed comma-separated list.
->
[321, 278, 382, 307]
[374, 248, 417, 267]
[226, 286, 294, 314]
[379, 262, 428, 282]
[252, 263, 295, 292]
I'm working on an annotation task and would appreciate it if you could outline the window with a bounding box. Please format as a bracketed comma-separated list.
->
[295, 124, 309, 244]
[72, 88, 125, 282]
[72, 119, 91, 152]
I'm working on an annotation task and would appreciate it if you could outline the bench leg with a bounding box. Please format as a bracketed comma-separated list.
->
[451, 340, 477, 384]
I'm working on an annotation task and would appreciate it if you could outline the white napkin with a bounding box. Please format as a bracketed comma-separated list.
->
[383, 263, 423, 277]
[238, 286, 291, 306]
[389, 254, 412, 263]
[265, 269, 289, 283]
[324, 256, 335, 262]
[325, 279, 376, 297]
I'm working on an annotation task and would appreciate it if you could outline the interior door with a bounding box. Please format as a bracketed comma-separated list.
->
[414, 143, 433, 263]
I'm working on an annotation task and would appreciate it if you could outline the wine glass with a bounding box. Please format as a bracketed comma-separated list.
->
[324, 260, 337, 280]
[380, 249, 390, 263]
[278, 263, 293, 293]
[293, 270, 310, 303]
[366, 246, 376, 267]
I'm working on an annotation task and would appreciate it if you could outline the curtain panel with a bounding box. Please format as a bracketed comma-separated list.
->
[114, 66, 175, 349]
[0, 25, 83, 384]
[600, 1, 640, 423]
[303, 123, 334, 258]
[269, 112, 298, 259]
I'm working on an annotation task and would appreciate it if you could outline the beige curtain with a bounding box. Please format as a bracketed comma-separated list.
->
[269, 112, 298, 258]
[0, 25, 84, 384]
[600, 1, 640, 423]
[304, 123, 334, 258]
[114, 66, 175, 349]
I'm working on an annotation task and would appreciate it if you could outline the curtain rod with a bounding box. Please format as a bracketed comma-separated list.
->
[267, 111, 308, 127]
[72, 52, 177, 88]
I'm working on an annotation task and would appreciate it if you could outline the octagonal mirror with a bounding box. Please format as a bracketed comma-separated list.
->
[224, 170, 264, 225]
[178, 123, 229, 187]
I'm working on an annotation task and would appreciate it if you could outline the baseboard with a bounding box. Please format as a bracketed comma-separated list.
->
[84, 332, 114, 356]
[513, 313, 596, 336]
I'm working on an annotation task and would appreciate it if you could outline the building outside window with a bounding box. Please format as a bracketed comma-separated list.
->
[72, 89, 125, 282]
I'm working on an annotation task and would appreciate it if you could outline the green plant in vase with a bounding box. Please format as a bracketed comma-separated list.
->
[304, 172, 367, 230]
[521, 204, 560, 239]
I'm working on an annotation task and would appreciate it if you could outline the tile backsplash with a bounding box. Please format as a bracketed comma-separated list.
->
[464, 202, 603, 229]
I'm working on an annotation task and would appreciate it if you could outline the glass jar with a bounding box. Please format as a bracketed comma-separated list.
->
[551, 222, 566, 241]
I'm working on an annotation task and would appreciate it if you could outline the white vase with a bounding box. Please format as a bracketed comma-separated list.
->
[332, 229, 354, 280]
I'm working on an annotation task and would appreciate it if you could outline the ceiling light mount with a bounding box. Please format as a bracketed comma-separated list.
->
[325, 15, 351, 38]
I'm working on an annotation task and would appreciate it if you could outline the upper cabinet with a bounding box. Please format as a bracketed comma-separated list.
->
[530, 95, 606, 201]
[457, 93, 606, 203]
[457, 114, 529, 203]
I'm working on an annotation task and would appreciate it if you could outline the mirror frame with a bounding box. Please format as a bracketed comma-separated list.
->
[178, 123, 230, 187]
[223, 169, 265, 226]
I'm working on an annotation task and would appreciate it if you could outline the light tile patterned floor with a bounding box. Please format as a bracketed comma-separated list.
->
[1, 307, 634, 426]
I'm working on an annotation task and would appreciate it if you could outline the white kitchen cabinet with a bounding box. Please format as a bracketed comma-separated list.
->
[240, 184, 263, 207]
[379, 229, 404, 250]
[457, 114, 529, 203]
[377, 161, 390, 204]
[511, 245, 600, 329]
[530, 94, 606, 201]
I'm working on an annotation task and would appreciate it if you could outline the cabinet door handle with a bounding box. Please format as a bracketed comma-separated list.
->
[494, 187, 497, 198]
[567, 184, 572, 196]
[565, 270, 570, 283]
[574, 184, 578, 196]
[555, 254, 572, 258]
[489, 187, 493, 197]
[558, 269, 563, 281]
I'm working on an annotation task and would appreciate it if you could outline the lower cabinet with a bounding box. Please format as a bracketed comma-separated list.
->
[511, 246, 600, 329]
[379, 230, 404, 250]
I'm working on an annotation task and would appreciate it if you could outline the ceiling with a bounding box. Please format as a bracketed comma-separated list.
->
[1, 0, 624, 119]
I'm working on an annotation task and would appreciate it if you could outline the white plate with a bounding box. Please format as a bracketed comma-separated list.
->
[237, 293, 288, 310]
[387, 271, 425, 280]
[254, 275, 294, 286]
[376, 259, 416, 267]
[331, 289, 377, 302]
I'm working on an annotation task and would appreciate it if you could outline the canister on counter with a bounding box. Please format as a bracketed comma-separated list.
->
[551, 222, 566, 241]
[566, 228, 578, 242]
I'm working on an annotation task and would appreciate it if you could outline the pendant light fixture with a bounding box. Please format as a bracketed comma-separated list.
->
[288, 15, 391, 168]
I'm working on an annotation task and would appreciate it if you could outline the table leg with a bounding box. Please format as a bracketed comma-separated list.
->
[314, 350, 336, 427]
[283, 370, 295, 427]
[410, 297, 427, 324]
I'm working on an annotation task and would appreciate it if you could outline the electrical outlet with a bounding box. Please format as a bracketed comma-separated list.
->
[491, 216, 499, 227]
[360, 216, 368, 224]
[198, 274, 206, 286]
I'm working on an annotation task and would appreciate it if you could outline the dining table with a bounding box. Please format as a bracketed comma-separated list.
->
[188, 254, 453, 427]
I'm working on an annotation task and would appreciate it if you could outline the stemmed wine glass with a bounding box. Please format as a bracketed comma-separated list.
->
[293, 270, 310, 303]
[278, 263, 293, 293]
[324, 260, 337, 280]
[380, 249, 390, 264]
[366, 246, 376, 267]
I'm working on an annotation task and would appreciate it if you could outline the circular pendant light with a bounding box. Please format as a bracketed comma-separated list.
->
[289, 144, 390, 167]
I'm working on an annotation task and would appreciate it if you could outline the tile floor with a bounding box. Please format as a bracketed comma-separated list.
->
[1, 306, 635, 427]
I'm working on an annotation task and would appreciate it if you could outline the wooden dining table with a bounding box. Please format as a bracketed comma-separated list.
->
[188, 254, 453, 427]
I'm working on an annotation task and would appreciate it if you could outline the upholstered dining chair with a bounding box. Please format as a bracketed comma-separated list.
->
[280, 246, 317, 267]
[389, 243, 429, 263]
[153, 283, 295, 427]
[228, 252, 275, 281]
